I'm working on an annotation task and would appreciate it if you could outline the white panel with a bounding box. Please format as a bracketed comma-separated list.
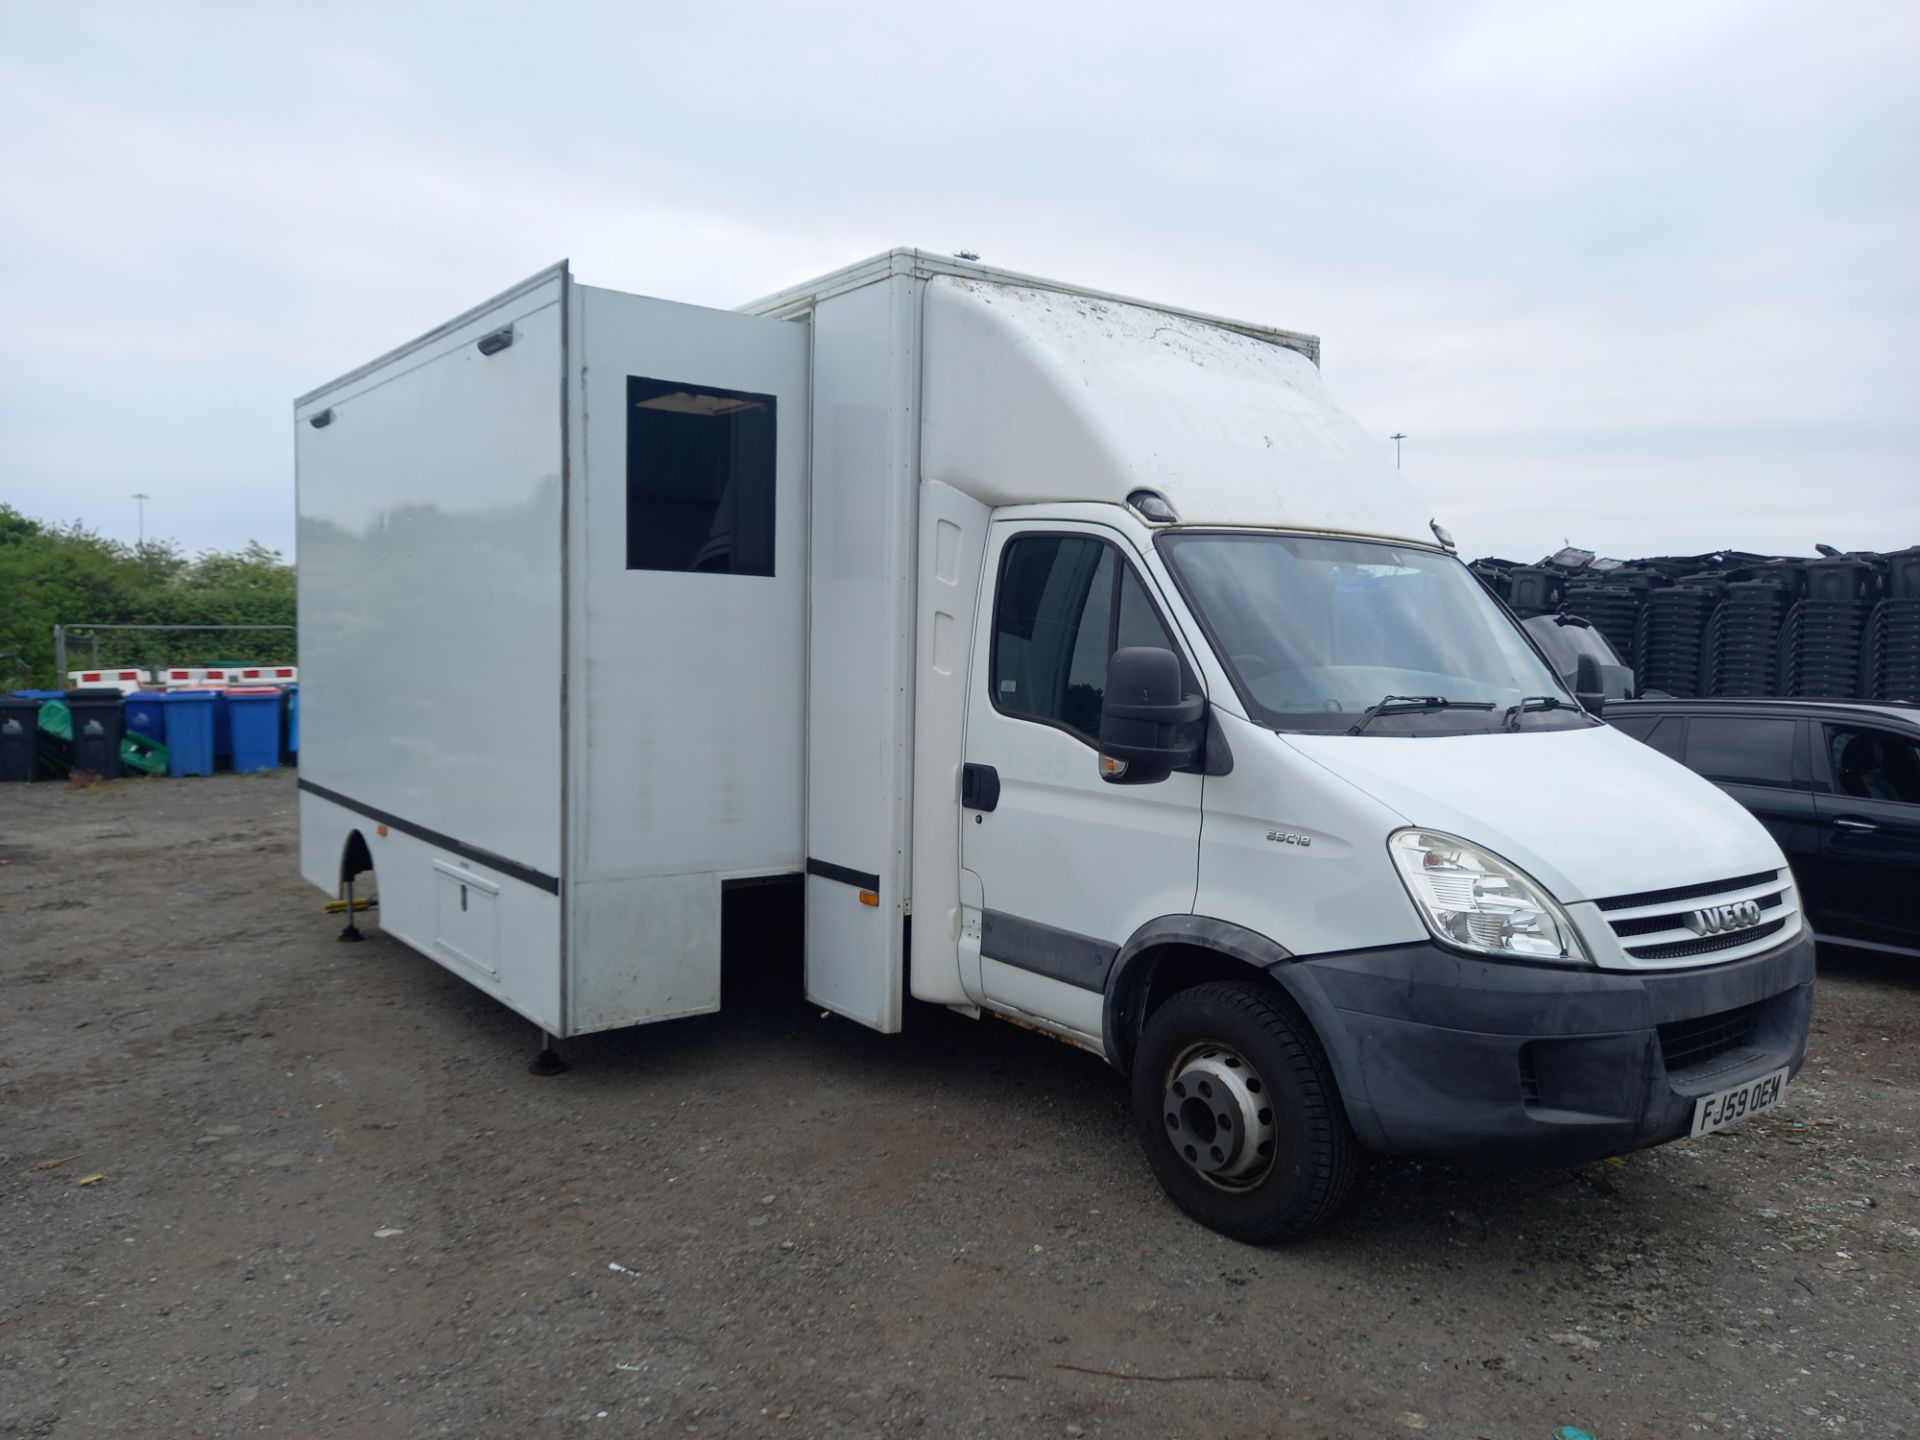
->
[567, 285, 811, 1033]
[297, 792, 561, 1031]
[908, 480, 990, 1005]
[295, 274, 564, 876]
[980, 959, 1103, 1045]
[920, 275, 1431, 544]
[803, 278, 916, 1031]
[571, 873, 721, 1033]
[1192, 708, 1426, 959]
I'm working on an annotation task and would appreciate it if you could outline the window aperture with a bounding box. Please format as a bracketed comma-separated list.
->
[625, 375, 776, 576]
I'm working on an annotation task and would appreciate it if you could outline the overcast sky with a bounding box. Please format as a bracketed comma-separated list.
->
[2, 0, 1916, 564]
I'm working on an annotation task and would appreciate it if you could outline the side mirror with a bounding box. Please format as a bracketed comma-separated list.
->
[1099, 647, 1205, 783]
[1574, 653, 1606, 715]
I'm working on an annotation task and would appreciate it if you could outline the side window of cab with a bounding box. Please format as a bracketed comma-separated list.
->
[991, 534, 1185, 746]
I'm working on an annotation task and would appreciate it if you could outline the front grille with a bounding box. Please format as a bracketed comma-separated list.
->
[1595, 868, 1797, 965]
[1595, 870, 1780, 912]
[1612, 891, 1783, 938]
[1659, 1001, 1761, 1074]
[1628, 916, 1787, 960]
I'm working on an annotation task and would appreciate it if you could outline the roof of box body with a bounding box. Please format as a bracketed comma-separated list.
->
[738, 248, 1321, 364]
[746, 250, 1432, 544]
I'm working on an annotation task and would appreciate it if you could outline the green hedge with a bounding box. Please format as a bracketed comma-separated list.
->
[0, 505, 295, 687]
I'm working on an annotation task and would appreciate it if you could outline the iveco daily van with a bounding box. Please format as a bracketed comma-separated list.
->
[295, 250, 1814, 1239]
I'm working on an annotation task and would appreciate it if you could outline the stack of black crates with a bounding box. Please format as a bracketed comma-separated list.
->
[1472, 543, 1920, 703]
[1875, 546, 1920, 703]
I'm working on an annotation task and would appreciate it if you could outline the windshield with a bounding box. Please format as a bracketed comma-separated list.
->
[1158, 532, 1580, 734]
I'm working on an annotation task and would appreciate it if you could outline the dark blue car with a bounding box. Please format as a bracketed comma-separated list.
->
[1606, 698, 1920, 959]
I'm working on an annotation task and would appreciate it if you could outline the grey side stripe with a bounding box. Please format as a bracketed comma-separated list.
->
[981, 910, 1119, 993]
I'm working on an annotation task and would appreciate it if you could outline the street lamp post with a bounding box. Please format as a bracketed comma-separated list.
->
[1390, 433, 1407, 470]
[132, 492, 151, 547]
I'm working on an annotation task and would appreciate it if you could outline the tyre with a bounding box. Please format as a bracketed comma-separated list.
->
[1130, 979, 1360, 1242]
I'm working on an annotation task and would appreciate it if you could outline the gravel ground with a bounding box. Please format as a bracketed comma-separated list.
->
[2, 771, 1917, 1439]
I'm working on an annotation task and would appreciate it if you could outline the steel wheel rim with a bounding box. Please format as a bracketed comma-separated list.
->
[1162, 1040, 1278, 1188]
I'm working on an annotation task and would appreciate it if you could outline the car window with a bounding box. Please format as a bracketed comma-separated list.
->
[1827, 725, 1920, 804]
[1645, 717, 1685, 761]
[1614, 714, 1685, 759]
[1686, 717, 1796, 788]
[992, 534, 1181, 745]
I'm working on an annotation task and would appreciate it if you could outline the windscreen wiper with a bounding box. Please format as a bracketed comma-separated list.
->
[1347, 694, 1497, 736]
[1502, 695, 1574, 729]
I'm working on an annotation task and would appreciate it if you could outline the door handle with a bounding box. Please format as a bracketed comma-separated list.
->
[1832, 817, 1878, 833]
[962, 762, 1000, 812]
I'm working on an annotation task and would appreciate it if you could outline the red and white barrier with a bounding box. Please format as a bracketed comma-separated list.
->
[67, 668, 149, 695]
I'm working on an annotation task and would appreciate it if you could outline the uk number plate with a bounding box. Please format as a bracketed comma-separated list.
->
[1690, 1066, 1789, 1137]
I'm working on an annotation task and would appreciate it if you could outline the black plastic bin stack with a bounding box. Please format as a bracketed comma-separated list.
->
[1791, 557, 1880, 698]
[1563, 570, 1656, 672]
[1505, 566, 1567, 618]
[1876, 545, 1920, 701]
[0, 695, 39, 783]
[1640, 577, 1725, 697]
[1468, 558, 1517, 604]
[1707, 563, 1803, 697]
[65, 688, 127, 780]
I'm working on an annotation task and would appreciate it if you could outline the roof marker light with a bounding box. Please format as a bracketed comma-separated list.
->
[1127, 489, 1178, 525]
[1430, 519, 1456, 551]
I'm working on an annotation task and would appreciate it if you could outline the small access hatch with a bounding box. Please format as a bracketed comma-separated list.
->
[433, 860, 500, 979]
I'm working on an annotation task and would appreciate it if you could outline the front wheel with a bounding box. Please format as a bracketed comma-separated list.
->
[1130, 980, 1360, 1242]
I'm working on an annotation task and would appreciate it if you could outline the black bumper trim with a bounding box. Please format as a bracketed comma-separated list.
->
[1266, 929, 1816, 1165]
[298, 778, 561, 895]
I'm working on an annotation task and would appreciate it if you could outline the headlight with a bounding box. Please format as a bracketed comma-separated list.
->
[1388, 830, 1588, 964]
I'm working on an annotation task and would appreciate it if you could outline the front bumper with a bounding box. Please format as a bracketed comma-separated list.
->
[1268, 929, 1815, 1165]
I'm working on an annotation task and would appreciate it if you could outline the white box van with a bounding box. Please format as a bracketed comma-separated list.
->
[295, 250, 1813, 1239]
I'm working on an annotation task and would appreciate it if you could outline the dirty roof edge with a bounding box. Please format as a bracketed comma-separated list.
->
[736, 248, 1321, 366]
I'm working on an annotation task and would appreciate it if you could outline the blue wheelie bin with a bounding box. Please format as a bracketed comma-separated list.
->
[125, 691, 169, 746]
[226, 688, 282, 773]
[161, 691, 217, 777]
[282, 683, 299, 762]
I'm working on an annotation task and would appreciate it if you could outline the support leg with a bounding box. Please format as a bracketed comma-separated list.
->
[337, 875, 365, 942]
[528, 1029, 569, 1076]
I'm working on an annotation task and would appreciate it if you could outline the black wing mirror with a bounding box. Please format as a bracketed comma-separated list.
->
[1574, 653, 1607, 715]
[1099, 647, 1205, 783]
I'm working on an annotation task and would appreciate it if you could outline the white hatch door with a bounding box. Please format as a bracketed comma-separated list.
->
[801, 278, 918, 1032]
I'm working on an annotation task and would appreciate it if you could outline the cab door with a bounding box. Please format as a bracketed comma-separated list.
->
[959, 522, 1204, 1044]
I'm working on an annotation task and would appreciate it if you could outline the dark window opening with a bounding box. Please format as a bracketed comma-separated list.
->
[1827, 726, 1920, 804]
[1686, 717, 1796, 788]
[1645, 716, 1685, 760]
[626, 375, 776, 576]
[992, 535, 1182, 745]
